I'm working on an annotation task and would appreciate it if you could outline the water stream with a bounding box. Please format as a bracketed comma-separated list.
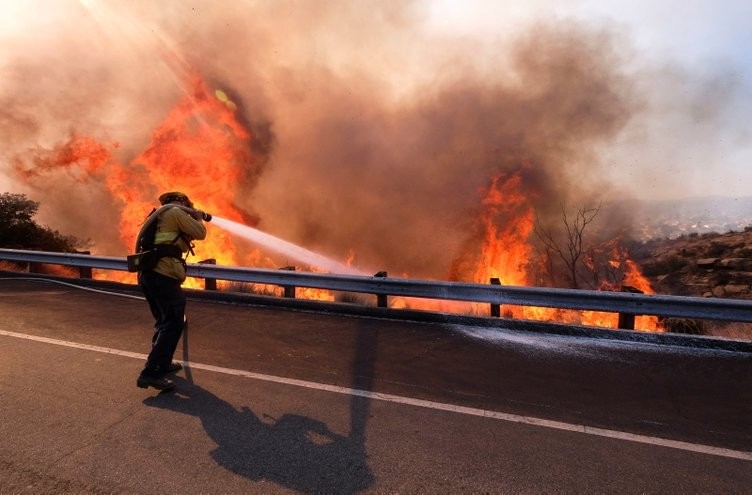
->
[211, 216, 367, 276]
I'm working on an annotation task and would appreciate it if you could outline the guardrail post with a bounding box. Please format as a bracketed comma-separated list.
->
[77, 251, 92, 279]
[374, 271, 388, 308]
[617, 312, 635, 330]
[198, 259, 217, 290]
[490, 277, 501, 317]
[617, 285, 643, 330]
[280, 266, 296, 298]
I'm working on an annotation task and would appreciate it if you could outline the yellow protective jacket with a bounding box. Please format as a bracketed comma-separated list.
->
[152, 206, 207, 283]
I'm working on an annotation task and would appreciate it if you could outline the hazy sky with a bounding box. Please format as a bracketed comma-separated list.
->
[426, 0, 752, 199]
[0, 0, 750, 203]
[429, 0, 752, 80]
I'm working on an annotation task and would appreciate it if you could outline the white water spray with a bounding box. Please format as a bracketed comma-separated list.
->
[211, 216, 367, 276]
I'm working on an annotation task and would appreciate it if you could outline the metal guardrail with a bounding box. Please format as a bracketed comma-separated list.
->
[2, 248, 752, 323]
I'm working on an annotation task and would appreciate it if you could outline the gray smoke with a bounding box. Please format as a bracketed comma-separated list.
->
[1, 1, 745, 279]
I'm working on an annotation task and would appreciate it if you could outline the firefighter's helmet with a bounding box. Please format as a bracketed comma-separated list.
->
[158, 191, 193, 208]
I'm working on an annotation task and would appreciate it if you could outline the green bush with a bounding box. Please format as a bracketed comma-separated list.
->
[0, 193, 85, 252]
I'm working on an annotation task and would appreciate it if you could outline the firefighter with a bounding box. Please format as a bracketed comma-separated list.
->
[136, 191, 207, 391]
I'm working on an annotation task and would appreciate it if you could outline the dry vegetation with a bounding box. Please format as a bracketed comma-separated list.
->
[631, 227, 752, 339]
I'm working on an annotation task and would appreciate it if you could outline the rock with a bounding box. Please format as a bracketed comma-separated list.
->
[718, 258, 752, 271]
[696, 258, 719, 267]
[712, 286, 727, 297]
[723, 284, 749, 295]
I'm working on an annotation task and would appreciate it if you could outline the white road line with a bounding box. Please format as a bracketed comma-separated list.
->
[1, 328, 750, 462]
[0, 277, 145, 300]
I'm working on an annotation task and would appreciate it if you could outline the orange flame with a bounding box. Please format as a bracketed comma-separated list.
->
[12, 74, 266, 287]
[13, 134, 116, 183]
[118, 75, 254, 269]
[407, 167, 663, 332]
[11, 73, 661, 328]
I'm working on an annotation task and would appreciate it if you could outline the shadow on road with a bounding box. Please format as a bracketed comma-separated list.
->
[144, 377, 374, 493]
[143, 321, 380, 494]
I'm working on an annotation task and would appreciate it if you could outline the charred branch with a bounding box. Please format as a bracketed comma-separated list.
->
[534, 203, 601, 289]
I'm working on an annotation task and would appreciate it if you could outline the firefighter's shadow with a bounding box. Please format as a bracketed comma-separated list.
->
[144, 377, 374, 494]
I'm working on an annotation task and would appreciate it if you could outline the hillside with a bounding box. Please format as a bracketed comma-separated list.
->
[633, 228, 752, 300]
[608, 195, 752, 338]
[609, 195, 752, 241]
[630, 227, 752, 339]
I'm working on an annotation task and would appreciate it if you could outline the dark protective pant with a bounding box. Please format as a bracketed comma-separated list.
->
[138, 270, 185, 376]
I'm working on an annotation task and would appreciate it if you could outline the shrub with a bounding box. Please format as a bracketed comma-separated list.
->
[737, 248, 752, 258]
[0, 192, 85, 252]
[704, 241, 727, 258]
[662, 317, 707, 335]
[641, 255, 689, 276]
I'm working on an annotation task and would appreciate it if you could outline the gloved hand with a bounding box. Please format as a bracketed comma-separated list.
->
[192, 209, 212, 222]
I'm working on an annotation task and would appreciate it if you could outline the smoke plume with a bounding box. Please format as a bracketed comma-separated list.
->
[0, 0, 737, 280]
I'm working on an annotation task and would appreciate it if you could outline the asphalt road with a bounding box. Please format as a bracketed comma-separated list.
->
[0, 277, 750, 493]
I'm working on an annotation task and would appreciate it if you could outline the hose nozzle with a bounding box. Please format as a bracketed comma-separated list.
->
[176, 204, 213, 222]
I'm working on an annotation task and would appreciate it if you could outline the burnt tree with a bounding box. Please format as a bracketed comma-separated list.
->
[534, 203, 601, 290]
